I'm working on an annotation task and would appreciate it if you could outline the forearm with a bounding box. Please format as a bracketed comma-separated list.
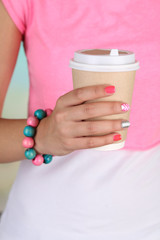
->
[0, 118, 27, 163]
[0, 0, 24, 163]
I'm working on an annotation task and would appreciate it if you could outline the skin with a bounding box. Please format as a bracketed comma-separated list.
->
[0, 0, 129, 163]
[0, 0, 22, 114]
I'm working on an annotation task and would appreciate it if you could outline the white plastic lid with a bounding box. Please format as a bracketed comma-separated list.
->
[69, 49, 140, 72]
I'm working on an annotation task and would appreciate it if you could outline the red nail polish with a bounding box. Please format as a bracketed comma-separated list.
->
[105, 86, 115, 94]
[113, 134, 122, 141]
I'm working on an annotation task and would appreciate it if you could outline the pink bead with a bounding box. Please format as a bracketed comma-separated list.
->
[45, 108, 53, 116]
[32, 155, 44, 166]
[27, 116, 39, 127]
[22, 137, 34, 148]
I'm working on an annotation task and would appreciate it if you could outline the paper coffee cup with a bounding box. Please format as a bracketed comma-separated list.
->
[69, 49, 140, 151]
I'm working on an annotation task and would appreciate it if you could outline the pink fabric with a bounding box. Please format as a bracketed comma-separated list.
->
[2, 0, 160, 151]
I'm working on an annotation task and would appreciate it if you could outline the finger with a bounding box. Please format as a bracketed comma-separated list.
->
[58, 84, 115, 107]
[70, 119, 129, 137]
[66, 101, 130, 121]
[64, 132, 121, 151]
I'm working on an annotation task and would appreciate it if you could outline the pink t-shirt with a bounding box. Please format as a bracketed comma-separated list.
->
[2, 0, 160, 151]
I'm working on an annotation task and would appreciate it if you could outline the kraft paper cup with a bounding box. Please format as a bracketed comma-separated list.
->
[69, 49, 140, 151]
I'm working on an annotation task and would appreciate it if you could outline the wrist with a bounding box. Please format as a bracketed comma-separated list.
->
[34, 117, 47, 155]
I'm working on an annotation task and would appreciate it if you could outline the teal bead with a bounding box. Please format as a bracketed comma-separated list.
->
[25, 148, 36, 160]
[34, 109, 46, 120]
[43, 154, 53, 164]
[23, 126, 36, 137]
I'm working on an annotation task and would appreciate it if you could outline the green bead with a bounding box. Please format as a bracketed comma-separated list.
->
[43, 154, 53, 164]
[34, 109, 46, 120]
[23, 126, 36, 137]
[25, 148, 36, 160]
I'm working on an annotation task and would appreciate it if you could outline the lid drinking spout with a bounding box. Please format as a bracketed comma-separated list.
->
[110, 49, 119, 56]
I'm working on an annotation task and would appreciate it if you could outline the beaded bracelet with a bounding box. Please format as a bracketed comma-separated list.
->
[22, 108, 54, 166]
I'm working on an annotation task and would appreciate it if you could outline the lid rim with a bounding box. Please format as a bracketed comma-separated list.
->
[69, 60, 140, 72]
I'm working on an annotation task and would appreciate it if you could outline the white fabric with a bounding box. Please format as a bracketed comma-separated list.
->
[0, 145, 160, 239]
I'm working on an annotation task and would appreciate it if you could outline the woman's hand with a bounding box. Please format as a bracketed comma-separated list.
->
[34, 84, 130, 156]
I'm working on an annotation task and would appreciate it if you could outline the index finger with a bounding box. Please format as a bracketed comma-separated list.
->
[59, 84, 115, 107]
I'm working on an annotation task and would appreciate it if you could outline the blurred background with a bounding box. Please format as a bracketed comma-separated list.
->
[0, 43, 29, 215]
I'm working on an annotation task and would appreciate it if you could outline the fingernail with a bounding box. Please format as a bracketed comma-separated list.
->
[121, 120, 130, 128]
[113, 134, 122, 141]
[105, 86, 115, 94]
[121, 103, 130, 112]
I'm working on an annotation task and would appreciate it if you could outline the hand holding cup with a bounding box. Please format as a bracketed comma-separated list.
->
[34, 84, 130, 156]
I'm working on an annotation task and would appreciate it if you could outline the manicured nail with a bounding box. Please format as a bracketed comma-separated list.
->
[105, 86, 115, 94]
[121, 120, 130, 128]
[121, 103, 130, 112]
[113, 134, 122, 141]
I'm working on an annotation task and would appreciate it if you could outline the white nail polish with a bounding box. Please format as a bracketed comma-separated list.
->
[122, 120, 130, 128]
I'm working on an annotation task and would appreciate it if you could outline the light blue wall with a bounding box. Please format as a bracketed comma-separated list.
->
[2, 43, 29, 118]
